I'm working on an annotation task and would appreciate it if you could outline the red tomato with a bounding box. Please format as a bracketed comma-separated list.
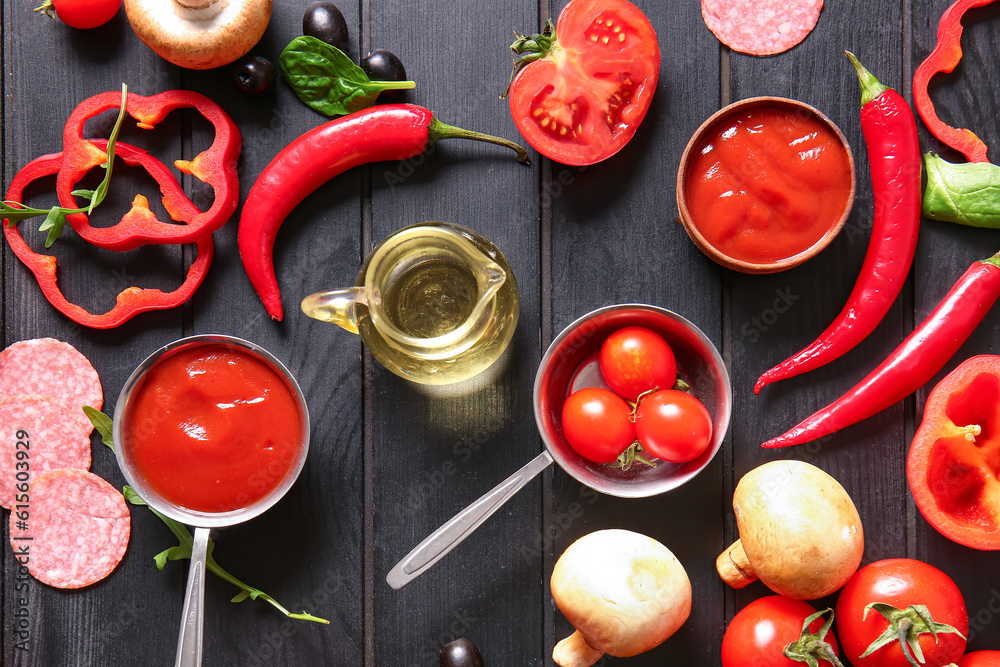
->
[835, 559, 968, 667]
[51, 0, 121, 29]
[599, 326, 677, 402]
[506, 0, 660, 165]
[959, 651, 1000, 667]
[721, 596, 840, 667]
[560, 387, 635, 463]
[633, 389, 712, 462]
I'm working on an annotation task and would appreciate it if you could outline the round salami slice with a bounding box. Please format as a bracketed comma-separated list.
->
[0, 338, 103, 412]
[9, 468, 130, 589]
[0, 395, 92, 509]
[702, 0, 823, 56]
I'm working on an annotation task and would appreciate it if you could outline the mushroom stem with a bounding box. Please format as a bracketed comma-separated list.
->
[173, 0, 226, 17]
[716, 538, 758, 588]
[553, 631, 605, 667]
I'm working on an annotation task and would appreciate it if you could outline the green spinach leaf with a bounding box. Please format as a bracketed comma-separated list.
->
[280, 36, 414, 116]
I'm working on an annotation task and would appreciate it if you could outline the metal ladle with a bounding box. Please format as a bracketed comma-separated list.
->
[387, 304, 732, 589]
[113, 335, 311, 667]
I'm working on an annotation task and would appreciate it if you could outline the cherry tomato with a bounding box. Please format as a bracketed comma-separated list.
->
[506, 0, 660, 165]
[50, 0, 121, 29]
[835, 559, 968, 667]
[599, 326, 677, 402]
[959, 651, 1000, 667]
[633, 390, 712, 462]
[721, 596, 840, 667]
[560, 387, 635, 463]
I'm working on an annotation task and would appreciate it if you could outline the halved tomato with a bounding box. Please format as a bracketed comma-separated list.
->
[506, 0, 660, 166]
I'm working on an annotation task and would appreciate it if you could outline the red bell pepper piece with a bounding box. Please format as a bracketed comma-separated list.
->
[907, 355, 1000, 550]
[763, 252, 1000, 448]
[56, 90, 241, 251]
[3, 142, 213, 329]
[755, 54, 921, 393]
[913, 0, 998, 163]
[238, 103, 528, 320]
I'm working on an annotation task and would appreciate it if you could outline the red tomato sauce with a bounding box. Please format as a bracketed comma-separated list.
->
[684, 106, 853, 264]
[124, 344, 302, 513]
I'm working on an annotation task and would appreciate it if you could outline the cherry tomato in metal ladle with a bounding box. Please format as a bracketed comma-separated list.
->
[440, 638, 484, 667]
[233, 56, 277, 96]
[361, 49, 408, 103]
[303, 1, 350, 51]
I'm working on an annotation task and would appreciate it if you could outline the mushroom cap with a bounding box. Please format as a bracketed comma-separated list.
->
[551, 529, 692, 658]
[124, 0, 272, 70]
[734, 459, 864, 599]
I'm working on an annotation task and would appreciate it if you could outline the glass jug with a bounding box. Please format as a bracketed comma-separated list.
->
[301, 222, 519, 384]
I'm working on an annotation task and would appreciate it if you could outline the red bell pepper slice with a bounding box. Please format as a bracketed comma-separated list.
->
[56, 90, 241, 251]
[913, 0, 998, 163]
[3, 141, 213, 329]
[908, 355, 1000, 550]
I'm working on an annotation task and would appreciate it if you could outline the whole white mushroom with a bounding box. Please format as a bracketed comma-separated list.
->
[124, 0, 271, 70]
[551, 529, 692, 667]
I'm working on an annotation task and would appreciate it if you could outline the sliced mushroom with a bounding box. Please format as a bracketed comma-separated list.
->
[124, 0, 272, 70]
[717, 459, 864, 600]
[551, 529, 691, 667]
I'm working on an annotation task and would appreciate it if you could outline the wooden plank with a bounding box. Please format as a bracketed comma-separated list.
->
[728, 0, 912, 629]
[174, 2, 369, 664]
[366, 0, 543, 663]
[545, 0, 725, 663]
[911, 0, 1000, 654]
[1, 8, 190, 667]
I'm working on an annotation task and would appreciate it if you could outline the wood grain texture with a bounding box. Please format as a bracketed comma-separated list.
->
[5, 0, 1000, 664]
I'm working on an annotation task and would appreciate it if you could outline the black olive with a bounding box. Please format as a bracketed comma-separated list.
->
[361, 49, 408, 103]
[233, 56, 277, 96]
[303, 1, 350, 51]
[361, 49, 407, 82]
[439, 638, 484, 667]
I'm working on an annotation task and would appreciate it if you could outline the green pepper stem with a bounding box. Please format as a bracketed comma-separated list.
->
[845, 51, 890, 106]
[428, 117, 530, 165]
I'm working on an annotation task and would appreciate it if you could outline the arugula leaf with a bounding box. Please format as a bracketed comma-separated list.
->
[83, 405, 114, 449]
[280, 36, 415, 116]
[87, 408, 328, 625]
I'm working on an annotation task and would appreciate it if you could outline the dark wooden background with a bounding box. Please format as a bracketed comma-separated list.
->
[3, 0, 1000, 664]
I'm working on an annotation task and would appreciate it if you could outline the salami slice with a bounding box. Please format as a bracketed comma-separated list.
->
[9, 468, 130, 589]
[0, 396, 92, 509]
[702, 0, 823, 56]
[0, 338, 103, 412]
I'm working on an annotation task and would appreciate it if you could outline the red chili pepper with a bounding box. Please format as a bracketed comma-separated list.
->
[913, 0, 997, 163]
[762, 252, 1000, 448]
[238, 103, 528, 320]
[2, 142, 213, 329]
[754, 54, 921, 394]
[56, 90, 241, 251]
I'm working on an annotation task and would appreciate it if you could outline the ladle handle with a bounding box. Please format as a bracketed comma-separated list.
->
[386, 450, 554, 589]
[175, 527, 210, 667]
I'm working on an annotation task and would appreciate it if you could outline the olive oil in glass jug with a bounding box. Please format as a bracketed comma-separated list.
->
[301, 222, 519, 384]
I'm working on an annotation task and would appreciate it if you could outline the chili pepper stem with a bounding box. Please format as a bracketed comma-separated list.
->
[983, 251, 1000, 269]
[428, 117, 530, 165]
[845, 51, 889, 106]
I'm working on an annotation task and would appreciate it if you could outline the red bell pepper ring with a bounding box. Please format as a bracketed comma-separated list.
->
[56, 90, 241, 251]
[3, 141, 214, 329]
[913, 0, 998, 163]
[907, 355, 1000, 550]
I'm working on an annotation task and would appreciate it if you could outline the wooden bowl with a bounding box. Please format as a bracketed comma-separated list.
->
[676, 97, 856, 274]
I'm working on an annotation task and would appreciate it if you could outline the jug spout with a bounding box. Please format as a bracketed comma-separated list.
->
[301, 286, 366, 334]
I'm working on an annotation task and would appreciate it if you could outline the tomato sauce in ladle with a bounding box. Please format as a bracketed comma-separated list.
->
[113, 335, 309, 667]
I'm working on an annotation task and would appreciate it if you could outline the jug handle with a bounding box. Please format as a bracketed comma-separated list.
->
[300, 286, 366, 334]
